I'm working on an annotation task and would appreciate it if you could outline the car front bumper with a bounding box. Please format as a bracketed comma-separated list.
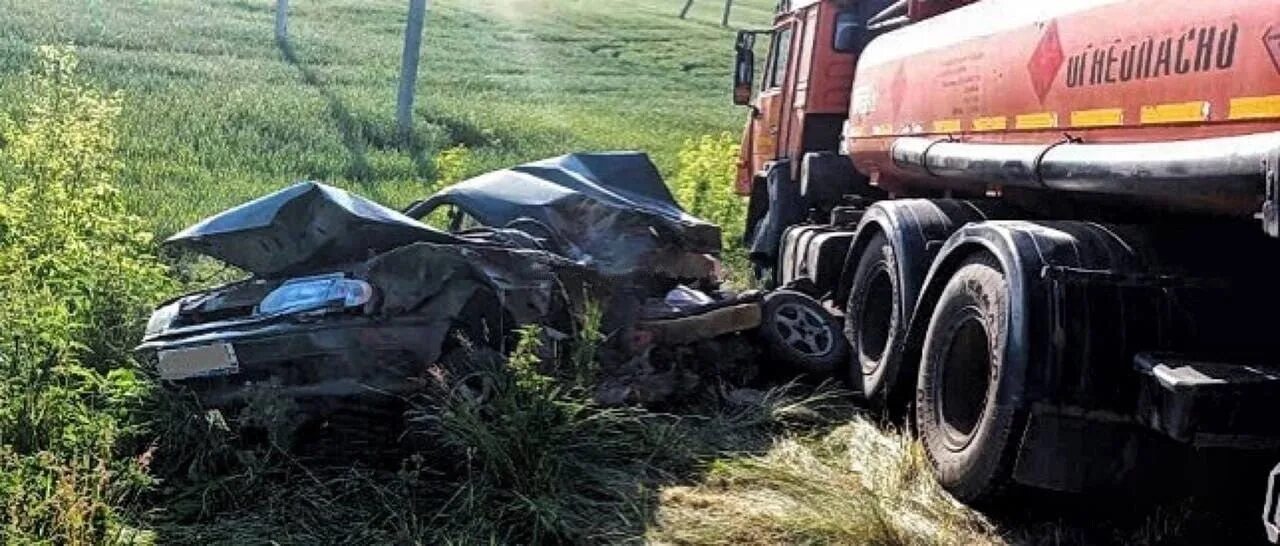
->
[138, 315, 451, 405]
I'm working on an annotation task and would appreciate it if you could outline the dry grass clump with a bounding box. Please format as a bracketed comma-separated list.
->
[651, 419, 1001, 546]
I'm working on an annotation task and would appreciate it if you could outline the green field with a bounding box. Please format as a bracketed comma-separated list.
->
[0, 0, 772, 235]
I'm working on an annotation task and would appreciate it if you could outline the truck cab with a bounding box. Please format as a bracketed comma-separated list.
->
[734, 0, 979, 190]
[734, 0, 868, 194]
[734, 0, 974, 280]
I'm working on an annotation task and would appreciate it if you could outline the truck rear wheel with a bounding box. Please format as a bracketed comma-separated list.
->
[846, 232, 907, 413]
[916, 253, 1023, 503]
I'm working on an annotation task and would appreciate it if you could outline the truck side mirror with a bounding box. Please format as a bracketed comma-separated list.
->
[733, 30, 756, 106]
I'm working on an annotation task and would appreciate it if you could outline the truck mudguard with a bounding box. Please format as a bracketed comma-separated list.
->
[835, 199, 1008, 307]
[901, 220, 1169, 492]
[902, 220, 1156, 412]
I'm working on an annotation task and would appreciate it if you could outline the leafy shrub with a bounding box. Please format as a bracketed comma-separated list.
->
[0, 46, 174, 544]
[416, 145, 476, 229]
[431, 144, 474, 189]
[671, 132, 745, 248]
[670, 133, 756, 286]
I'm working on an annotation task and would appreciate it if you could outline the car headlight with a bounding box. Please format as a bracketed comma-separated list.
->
[144, 300, 182, 338]
[256, 273, 373, 317]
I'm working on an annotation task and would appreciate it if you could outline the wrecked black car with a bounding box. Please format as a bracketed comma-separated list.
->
[140, 154, 783, 406]
[139, 152, 848, 430]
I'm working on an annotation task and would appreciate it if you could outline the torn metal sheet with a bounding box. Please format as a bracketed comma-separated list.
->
[406, 152, 722, 277]
[638, 301, 762, 346]
[359, 241, 604, 326]
[166, 181, 462, 277]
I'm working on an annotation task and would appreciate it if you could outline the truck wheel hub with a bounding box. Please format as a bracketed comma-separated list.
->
[859, 268, 894, 371]
[939, 313, 992, 450]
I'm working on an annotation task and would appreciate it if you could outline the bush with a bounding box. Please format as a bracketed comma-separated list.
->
[0, 46, 174, 544]
[431, 144, 475, 189]
[671, 133, 745, 249]
[670, 133, 755, 286]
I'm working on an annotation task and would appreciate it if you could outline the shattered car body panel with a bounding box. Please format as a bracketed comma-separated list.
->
[406, 152, 722, 279]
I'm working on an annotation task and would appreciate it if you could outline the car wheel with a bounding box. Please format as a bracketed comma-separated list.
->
[760, 290, 848, 375]
[916, 253, 1023, 503]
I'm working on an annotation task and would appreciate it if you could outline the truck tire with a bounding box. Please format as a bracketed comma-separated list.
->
[845, 232, 908, 413]
[761, 290, 848, 375]
[916, 253, 1022, 504]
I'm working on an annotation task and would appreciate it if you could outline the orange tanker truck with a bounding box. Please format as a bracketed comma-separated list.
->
[732, 0, 1280, 532]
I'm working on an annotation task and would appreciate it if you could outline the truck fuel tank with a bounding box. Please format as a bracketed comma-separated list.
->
[843, 0, 1280, 218]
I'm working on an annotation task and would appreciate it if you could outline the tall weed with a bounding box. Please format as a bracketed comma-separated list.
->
[672, 132, 745, 248]
[671, 132, 755, 286]
[405, 327, 676, 543]
[431, 144, 475, 189]
[0, 46, 173, 544]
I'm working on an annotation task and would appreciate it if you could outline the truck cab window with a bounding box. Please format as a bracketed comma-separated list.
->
[833, 11, 863, 53]
[767, 27, 793, 89]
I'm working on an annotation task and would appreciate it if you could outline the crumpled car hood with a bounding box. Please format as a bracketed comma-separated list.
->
[166, 182, 462, 277]
[167, 153, 721, 280]
[406, 152, 722, 276]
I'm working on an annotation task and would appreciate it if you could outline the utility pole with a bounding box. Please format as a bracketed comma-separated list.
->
[679, 0, 694, 18]
[397, 0, 428, 139]
[721, 0, 734, 27]
[275, 0, 288, 43]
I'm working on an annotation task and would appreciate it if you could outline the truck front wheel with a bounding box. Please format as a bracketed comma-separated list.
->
[916, 253, 1024, 504]
[846, 232, 907, 415]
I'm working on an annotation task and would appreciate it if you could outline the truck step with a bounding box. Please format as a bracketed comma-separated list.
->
[1135, 352, 1280, 449]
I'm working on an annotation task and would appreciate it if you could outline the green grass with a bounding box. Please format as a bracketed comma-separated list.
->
[0, 0, 773, 236]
